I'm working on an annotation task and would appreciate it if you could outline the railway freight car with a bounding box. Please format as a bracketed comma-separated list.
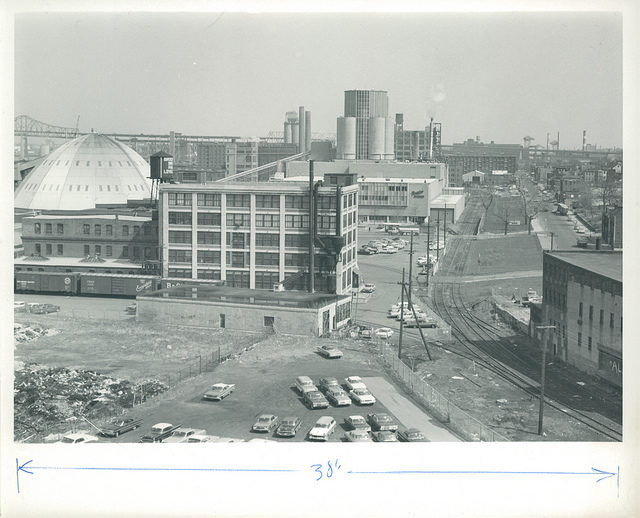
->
[160, 278, 224, 290]
[79, 273, 161, 298]
[15, 271, 80, 295]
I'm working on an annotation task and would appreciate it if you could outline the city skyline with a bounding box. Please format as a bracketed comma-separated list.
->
[14, 11, 622, 150]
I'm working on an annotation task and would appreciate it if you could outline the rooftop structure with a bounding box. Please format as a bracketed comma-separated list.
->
[545, 250, 622, 283]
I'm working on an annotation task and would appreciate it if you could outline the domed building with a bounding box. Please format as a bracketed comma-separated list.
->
[14, 133, 152, 211]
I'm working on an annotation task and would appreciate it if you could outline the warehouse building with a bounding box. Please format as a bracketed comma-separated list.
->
[532, 250, 622, 387]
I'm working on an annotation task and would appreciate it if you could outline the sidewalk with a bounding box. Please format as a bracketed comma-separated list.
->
[530, 217, 551, 249]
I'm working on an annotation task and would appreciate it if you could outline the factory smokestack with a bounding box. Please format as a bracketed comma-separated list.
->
[305, 110, 311, 153]
[582, 130, 587, 151]
[298, 106, 306, 153]
[557, 131, 560, 151]
[546, 133, 549, 151]
[428, 117, 434, 159]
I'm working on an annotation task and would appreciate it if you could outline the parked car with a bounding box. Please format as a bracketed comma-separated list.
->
[361, 283, 376, 293]
[276, 417, 303, 438]
[318, 377, 341, 392]
[14, 301, 26, 311]
[405, 317, 437, 329]
[59, 433, 99, 444]
[202, 383, 235, 401]
[344, 415, 371, 432]
[164, 427, 207, 443]
[372, 431, 399, 442]
[397, 428, 427, 442]
[307, 416, 336, 441]
[187, 434, 215, 443]
[417, 256, 429, 266]
[344, 430, 373, 442]
[125, 303, 137, 314]
[380, 246, 397, 254]
[317, 345, 343, 359]
[344, 376, 367, 391]
[325, 387, 352, 407]
[358, 247, 375, 255]
[367, 413, 398, 432]
[295, 375, 316, 395]
[375, 327, 394, 339]
[358, 328, 372, 340]
[303, 390, 330, 409]
[252, 414, 279, 433]
[139, 423, 180, 443]
[99, 417, 143, 437]
[350, 388, 376, 406]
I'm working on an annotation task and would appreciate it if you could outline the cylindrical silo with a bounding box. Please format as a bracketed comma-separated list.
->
[284, 122, 292, 143]
[384, 116, 395, 160]
[336, 117, 356, 159]
[368, 117, 385, 160]
[305, 110, 311, 153]
[298, 106, 306, 153]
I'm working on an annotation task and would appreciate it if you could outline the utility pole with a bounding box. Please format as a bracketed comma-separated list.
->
[436, 212, 441, 262]
[403, 283, 432, 361]
[535, 324, 556, 435]
[550, 232, 554, 251]
[407, 232, 414, 306]
[398, 268, 405, 359]
[426, 220, 430, 288]
[443, 203, 447, 247]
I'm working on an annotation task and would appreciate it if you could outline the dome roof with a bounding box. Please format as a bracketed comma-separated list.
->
[14, 133, 153, 211]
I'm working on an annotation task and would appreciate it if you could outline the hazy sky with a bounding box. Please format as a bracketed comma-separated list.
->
[14, 11, 622, 149]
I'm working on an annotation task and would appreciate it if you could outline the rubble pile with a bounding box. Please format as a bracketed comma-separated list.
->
[14, 323, 59, 344]
[14, 363, 168, 440]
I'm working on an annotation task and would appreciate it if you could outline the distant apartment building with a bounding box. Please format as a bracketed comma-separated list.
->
[159, 179, 359, 295]
[195, 140, 260, 177]
[532, 251, 622, 387]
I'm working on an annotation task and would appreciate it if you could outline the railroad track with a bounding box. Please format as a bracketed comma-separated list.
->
[430, 281, 621, 441]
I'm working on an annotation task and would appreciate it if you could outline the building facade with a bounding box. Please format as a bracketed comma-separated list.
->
[159, 180, 359, 295]
[535, 251, 622, 387]
[393, 113, 442, 161]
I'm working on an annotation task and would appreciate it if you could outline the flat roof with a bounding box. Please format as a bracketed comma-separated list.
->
[160, 181, 356, 194]
[141, 285, 350, 309]
[546, 251, 622, 283]
[22, 214, 151, 221]
[14, 256, 144, 269]
[431, 194, 465, 206]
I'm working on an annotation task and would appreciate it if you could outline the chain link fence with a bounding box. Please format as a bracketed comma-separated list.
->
[377, 342, 509, 442]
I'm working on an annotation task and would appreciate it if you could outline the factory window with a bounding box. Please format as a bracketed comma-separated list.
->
[226, 194, 250, 208]
[197, 193, 221, 207]
[143, 225, 152, 236]
[285, 234, 308, 248]
[285, 253, 309, 267]
[144, 248, 152, 259]
[57, 223, 64, 234]
[577, 332, 582, 347]
[255, 214, 280, 228]
[610, 313, 614, 329]
[255, 272, 280, 290]
[285, 214, 309, 229]
[34, 223, 41, 234]
[343, 214, 348, 228]
[169, 249, 191, 263]
[168, 268, 191, 278]
[255, 252, 279, 266]
[219, 314, 226, 328]
[169, 231, 192, 244]
[86, 161, 90, 166]
[197, 251, 221, 265]
[45, 244, 52, 255]
[317, 196, 336, 210]
[256, 233, 280, 248]
[226, 213, 250, 228]
[45, 223, 52, 234]
[122, 246, 129, 258]
[227, 232, 249, 249]
[197, 231, 221, 245]
[256, 195, 280, 209]
[122, 225, 129, 236]
[84, 245, 90, 256]
[589, 305, 593, 321]
[588, 337, 592, 352]
[226, 251, 249, 268]
[76, 161, 80, 166]
[133, 226, 140, 234]
[226, 271, 250, 288]
[106, 225, 113, 236]
[83, 224, 90, 235]
[198, 213, 221, 226]
[264, 316, 275, 327]
[317, 215, 335, 230]
[168, 192, 192, 206]
[578, 302, 583, 317]
[95, 245, 101, 255]
[133, 247, 140, 258]
[85, 185, 89, 191]
[599, 309, 604, 326]
[285, 195, 309, 210]
[95, 224, 101, 236]
[343, 197, 348, 209]
[197, 269, 221, 280]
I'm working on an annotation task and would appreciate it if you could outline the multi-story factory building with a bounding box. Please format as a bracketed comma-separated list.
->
[159, 176, 358, 295]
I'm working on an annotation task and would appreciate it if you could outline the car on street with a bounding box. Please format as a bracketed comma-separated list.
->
[372, 431, 399, 442]
[361, 283, 376, 293]
[59, 433, 99, 444]
[303, 390, 330, 409]
[344, 376, 367, 391]
[367, 413, 398, 432]
[164, 427, 207, 443]
[380, 246, 397, 254]
[202, 383, 236, 401]
[139, 423, 180, 443]
[344, 415, 371, 432]
[99, 417, 143, 437]
[252, 414, 279, 433]
[358, 327, 372, 340]
[350, 388, 376, 405]
[405, 317, 437, 328]
[388, 307, 402, 318]
[307, 416, 336, 441]
[358, 247, 376, 255]
[295, 375, 317, 395]
[317, 345, 343, 359]
[276, 417, 303, 437]
[325, 387, 352, 407]
[344, 430, 373, 442]
[375, 327, 394, 339]
[397, 428, 427, 442]
[187, 434, 216, 443]
[318, 377, 341, 392]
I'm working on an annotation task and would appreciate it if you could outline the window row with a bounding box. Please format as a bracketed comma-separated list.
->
[80, 224, 146, 236]
[578, 302, 617, 329]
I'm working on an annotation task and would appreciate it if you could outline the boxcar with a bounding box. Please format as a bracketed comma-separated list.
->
[160, 278, 223, 290]
[15, 271, 80, 295]
[79, 273, 161, 298]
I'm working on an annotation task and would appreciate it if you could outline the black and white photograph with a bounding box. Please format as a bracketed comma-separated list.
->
[2, 1, 637, 517]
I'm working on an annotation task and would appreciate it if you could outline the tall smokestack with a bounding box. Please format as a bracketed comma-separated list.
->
[582, 130, 587, 151]
[305, 110, 311, 153]
[546, 133, 549, 151]
[298, 106, 306, 153]
[557, 131, 560, 151]
[428, 117, 434, 159]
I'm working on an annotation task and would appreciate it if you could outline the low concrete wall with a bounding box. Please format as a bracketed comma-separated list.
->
[492, 301, 529, 335]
